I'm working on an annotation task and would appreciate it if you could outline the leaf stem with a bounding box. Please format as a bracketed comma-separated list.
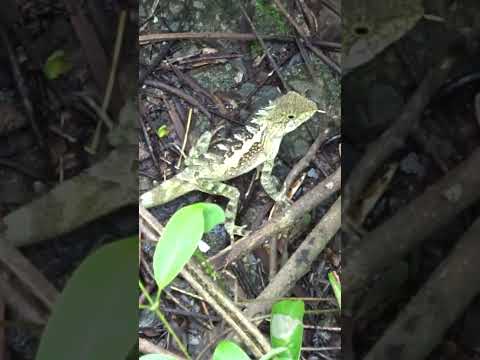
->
[139, 281, 192, 360]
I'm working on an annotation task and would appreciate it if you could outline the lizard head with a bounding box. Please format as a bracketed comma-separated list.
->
[266, 91, 319, 134]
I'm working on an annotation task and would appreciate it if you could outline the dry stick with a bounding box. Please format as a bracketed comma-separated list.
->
[0, 26, 44, 149]
[238, 2, 290, 91]
[343, 48, 459, 215]
[365, 215, 480, 360]
[139, 206, 272, 358]
[284, 127, 335, 190]
[475, 92, 480, 126]
[182, 262, 271, 358]
[343, 146, 480, 308]
[0, 293, 4, 359]
[245, 197, 341, 318]
[210, 167, 341, 270]
[139, 338, 187, 360]
[0, 242, 58, 312]
[63, 0, 123, 115]
[138, 113, 161, 172]
[0, 273, 47, 325]
[143, 80, 212, 119]
[85, 9, 127, 155]
[139, 32, 341, 51]
[271, 0, 341, 75]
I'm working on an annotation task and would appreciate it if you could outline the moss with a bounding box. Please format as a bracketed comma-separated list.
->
[255, 0, 289, 34]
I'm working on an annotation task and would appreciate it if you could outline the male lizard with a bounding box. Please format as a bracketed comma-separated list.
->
[140, 91, 319, 239]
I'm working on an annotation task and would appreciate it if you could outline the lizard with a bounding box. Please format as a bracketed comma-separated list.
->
[140, 91, 320, 240]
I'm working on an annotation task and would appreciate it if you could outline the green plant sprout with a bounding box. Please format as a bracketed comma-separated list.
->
[156, 125, 170, 139]
[255, 0, 289, 34]
[141, 203, 307, 360]
[43, 49, 73, 80]
[328, 271, 341, 310]
[140, 203, 225, 360]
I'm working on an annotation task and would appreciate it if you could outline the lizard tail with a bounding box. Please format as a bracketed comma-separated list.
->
[140, 174, 197, 209]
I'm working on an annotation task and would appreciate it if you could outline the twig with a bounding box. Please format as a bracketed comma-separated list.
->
[182, 261, 271, 357]
[245, 197, 341, 318]
[138, 112, 161, 171]
[365, 215, 480, 360]
[0, 26, 44, 148]
[139, 338, 187, 360]
[0, 272, 46, 325]
[210, 167, 341, 270]
[343, 38, 463, 215]
[238, 2, 290, 91]
[284, 127, 335, 190]
[177, 108, 193, 168]
[63, 0, 124, 115]
[0, 243, 58, 311]
[143, 80, 212, 119]
[139, 32, 341, 52]
[0, 158, 48, 181]
[475, 92, 480, 126]
[343, 146, 480, 308]
[85, 9, 127, 154]
[0, 293, 5, 358]
[271, 0, 340, 74]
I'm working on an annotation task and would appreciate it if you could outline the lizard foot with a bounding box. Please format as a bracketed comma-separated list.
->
[225, 223, 251, 240]
[274, 194, 293, 209]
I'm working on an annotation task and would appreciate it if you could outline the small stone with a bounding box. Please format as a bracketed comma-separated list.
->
[307, 168, 319, 178]
[193, 0, 205, 9]
[400, 152, 425, 177]
[443, 184, 462, 203]
[169, 1, 185, 15]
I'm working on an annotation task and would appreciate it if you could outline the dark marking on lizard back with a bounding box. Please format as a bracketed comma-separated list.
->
[238, 141, 263, 168]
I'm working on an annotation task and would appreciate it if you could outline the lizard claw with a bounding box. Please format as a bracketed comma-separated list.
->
[274, 193, 293, 208]
[225, 223, 251, 240]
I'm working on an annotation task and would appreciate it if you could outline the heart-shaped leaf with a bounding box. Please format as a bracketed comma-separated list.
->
[35, 236, 138, 360]
[153, 203, 224, 291]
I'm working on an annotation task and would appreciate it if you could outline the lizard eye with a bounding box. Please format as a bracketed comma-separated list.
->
[287, 114, 295, 119]
[354, 26, 369, 36]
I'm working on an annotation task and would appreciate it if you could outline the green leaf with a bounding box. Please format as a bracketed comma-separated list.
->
[258, 347, 288, 360]
[153, 203, 224, 291]
[190, 202, 225, 233]
[328, 271, 341, 310]
[43, 50, 73, 80]
[140, 354, 177, 360]
[270, 300, 305, 360]
[35, 236, 138, 360]
[156, 125, 170, 139]
[212, 340, 251, 360]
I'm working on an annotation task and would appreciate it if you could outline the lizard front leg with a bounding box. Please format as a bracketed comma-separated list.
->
[196, 180, 249, 241]
[187, 131, 212, 159]
[260, 157, 291, 206]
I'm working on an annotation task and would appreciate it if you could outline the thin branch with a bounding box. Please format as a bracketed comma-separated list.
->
[210, 167, 341, 270]
[139, 32, 341, 52]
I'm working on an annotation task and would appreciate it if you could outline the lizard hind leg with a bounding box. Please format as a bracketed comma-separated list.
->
[196, 180, 250, 241]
